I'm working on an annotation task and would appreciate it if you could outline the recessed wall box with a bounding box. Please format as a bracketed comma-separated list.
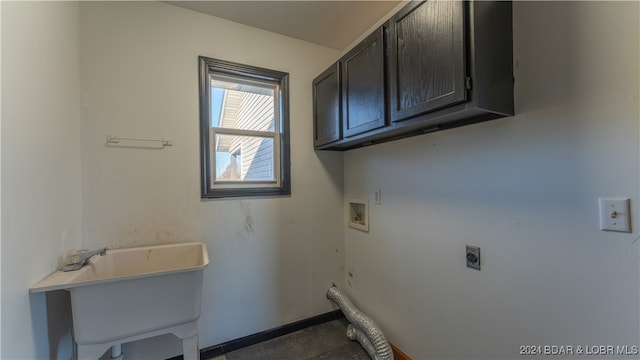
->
[348, 198, 369, 232]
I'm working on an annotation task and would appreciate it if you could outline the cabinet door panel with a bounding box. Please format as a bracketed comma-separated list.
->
[389, 0, 466, 123]
[313, 64, 341, 147]
[342, 28, 386, 138]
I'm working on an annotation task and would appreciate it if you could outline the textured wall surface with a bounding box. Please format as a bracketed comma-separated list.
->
[2, 2, 82, 358]
[78, 2, 343, 358]
[344, 2, 640, 358]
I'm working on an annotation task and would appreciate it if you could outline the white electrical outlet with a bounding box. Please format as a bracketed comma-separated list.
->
[599, 198, 631, 233]
[374, 189, 381, 205]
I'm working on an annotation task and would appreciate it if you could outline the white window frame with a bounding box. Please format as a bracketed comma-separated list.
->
[210, 129, 280, 188]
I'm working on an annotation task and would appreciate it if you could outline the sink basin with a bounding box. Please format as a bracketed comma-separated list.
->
[31, 242, 209, 359]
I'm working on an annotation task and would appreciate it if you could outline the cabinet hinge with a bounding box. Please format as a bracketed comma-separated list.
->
[465, 77, 472, 90]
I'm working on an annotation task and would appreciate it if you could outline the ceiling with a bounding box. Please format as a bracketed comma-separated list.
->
[166, 1, 402, 50]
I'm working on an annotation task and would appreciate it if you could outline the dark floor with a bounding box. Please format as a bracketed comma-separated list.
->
[214, 318, 370, 360]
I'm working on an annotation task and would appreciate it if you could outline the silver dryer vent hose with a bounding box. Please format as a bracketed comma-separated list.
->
[326, 286, 394, 360]
[347, 324, 377, 358]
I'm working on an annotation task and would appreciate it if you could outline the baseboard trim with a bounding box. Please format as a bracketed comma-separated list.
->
[167, 309, 344, 360]
[391, 343, 413, 360]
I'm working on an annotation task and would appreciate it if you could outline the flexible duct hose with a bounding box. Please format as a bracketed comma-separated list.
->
[326, 286, 394, 360]
[347, 324, 377, 359]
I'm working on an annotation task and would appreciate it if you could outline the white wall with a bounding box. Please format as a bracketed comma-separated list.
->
[6, 2, 636, 359]
[1, 2, 4, 355]
[1, 1, 82, 359]
[344, 1, 640, 359]
[78, 2, 343, 358]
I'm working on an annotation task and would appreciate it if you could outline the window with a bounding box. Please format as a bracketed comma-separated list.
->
[199, 56, 290, 198]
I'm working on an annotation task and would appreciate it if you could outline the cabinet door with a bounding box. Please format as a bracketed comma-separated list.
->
[313, 63, 341, 147]
[342, 27, 386, 138]
[388, 0, 466, 123]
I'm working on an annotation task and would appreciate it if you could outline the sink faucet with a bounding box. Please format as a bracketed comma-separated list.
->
[63, 247, 107, 271]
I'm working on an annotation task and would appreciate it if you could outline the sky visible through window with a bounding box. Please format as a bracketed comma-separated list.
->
[210, 88, 231, 178]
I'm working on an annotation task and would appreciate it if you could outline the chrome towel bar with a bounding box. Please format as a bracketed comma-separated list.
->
[106, 135, 173, 147]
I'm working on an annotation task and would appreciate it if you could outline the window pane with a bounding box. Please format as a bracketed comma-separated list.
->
[211, 74, 276, 132]
[200, 56, 290, 198]
[214, 134, 275, 182]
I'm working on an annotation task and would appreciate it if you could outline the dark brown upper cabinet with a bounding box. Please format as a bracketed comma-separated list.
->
[388, 0, 466, 123]
[313, 1, 513, 151]
[312, 63, 341, 147]
[342, 27, 386, 138]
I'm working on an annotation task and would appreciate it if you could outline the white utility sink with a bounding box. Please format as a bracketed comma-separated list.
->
[31, 242, 209, 360]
